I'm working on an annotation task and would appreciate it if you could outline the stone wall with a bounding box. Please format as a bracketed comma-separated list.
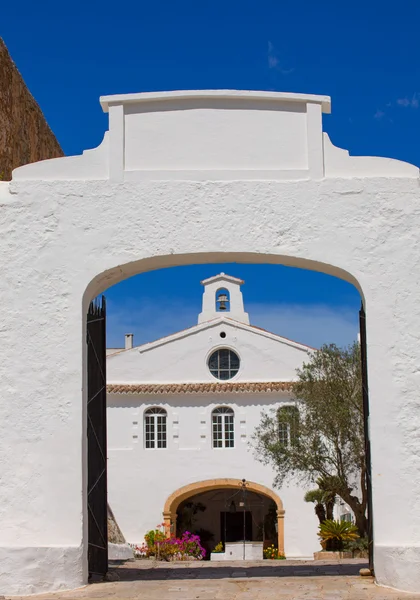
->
[0, 37, 63, 180]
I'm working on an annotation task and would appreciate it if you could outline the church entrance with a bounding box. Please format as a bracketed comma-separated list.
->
[166, 479, 282, 560]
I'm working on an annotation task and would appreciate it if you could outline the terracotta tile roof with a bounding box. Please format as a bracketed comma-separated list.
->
[107, 381, 293, 395]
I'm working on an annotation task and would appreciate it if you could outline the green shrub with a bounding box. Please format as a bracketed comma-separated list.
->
[318, 519, 359, 551]
[212, 541, 224, 553]
[343, 535, 369, 556]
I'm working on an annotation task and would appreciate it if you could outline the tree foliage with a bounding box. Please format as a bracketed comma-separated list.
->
[253, 343, 367, 536]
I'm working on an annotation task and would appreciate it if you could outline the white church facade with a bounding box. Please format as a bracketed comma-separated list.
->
[106, 273, 337, 558]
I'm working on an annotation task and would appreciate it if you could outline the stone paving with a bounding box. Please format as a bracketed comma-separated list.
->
[12, 559, 420, 600]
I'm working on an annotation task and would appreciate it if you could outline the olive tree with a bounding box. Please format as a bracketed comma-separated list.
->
[253, 343, 367, 536]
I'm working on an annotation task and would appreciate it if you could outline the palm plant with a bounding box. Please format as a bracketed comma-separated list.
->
[304, 477, 336, 523]
[316, 476, 336, 520]
[304, 489, 327, 524]
[318, 519, 359, 551]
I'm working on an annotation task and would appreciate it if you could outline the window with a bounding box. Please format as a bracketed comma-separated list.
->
[277, 405, 299, 446]
[278, 421, 289, 446]
[208, 349, 240, 380]
[341, 513, 353, 523]
[212, 406, 234, 448]
[144, 407, 167, 448]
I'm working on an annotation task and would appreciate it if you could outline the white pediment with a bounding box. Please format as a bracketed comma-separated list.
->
[107, 317, 311, 385]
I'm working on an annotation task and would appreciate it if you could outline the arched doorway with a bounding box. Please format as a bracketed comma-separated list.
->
[86, 253, 365, 575]
[163, 478, 285, 554]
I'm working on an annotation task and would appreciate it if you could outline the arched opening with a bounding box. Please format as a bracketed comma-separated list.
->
[163, 479, 285, 557]
[84, 252, 371, 574]
[83, 252, 364, 307]
[215, 288, 230, 312]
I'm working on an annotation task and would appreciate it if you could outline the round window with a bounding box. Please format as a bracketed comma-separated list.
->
[208, 349, 240, 380]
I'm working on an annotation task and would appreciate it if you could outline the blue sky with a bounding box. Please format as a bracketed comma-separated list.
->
[105, 265, 360, 349]
[3, 0, 418, 347]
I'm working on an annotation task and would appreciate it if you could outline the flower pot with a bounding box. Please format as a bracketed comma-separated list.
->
[313, 550, 353, 560]
[210, 552, 225, 562]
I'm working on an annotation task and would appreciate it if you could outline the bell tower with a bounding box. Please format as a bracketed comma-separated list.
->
[198, 273, 250, 325]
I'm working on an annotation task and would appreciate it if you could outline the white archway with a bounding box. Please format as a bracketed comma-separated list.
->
[0, 90, 419, 595]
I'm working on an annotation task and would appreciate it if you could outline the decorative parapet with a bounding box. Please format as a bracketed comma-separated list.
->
[11, 90, 418, 182]
[323, 133, 418, 179]
[13, 90, 329, 181]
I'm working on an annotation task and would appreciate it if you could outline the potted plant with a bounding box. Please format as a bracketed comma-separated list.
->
[314, 519, 359, 560]
[210, 541, 225, 562]
[263, 545, 286, 560]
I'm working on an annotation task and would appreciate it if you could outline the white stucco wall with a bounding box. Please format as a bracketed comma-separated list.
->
[107, 392, 319, 558]
[0, 90, 419, 594]
[107, 319, 309, 384]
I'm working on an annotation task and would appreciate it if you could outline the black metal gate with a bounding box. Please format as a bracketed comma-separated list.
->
[359, 304, 374, 574]
[87, 296, 108, 577]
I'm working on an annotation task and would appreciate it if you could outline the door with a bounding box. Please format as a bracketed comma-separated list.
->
[87, 297, 108, 577]
[359, 304, 374, 573]
[221, 511, 252, 543]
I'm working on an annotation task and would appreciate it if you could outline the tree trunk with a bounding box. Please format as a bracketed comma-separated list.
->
[315, 502, 326, 524]
[352, 507, 368, 538]
[326, 497, 335, 521]
[339, 493, 367, 537]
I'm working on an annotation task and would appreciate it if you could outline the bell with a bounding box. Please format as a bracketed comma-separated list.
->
[217, 293, 229, 311]
[229, 500, 236, 513]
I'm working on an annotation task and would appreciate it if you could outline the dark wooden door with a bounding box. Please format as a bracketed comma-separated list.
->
[359, 305, 374, 573]
[87, 297, 108, 577]
[221, 511, 252, 543]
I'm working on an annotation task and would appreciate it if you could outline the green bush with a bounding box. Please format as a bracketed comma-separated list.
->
[343, 535, 369, 556]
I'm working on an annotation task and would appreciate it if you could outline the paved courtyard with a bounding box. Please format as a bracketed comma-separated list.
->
[12, 559, 420, 600]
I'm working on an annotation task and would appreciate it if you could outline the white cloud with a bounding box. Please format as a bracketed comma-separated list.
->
[397, 94, 419, 108]
[267, 42, 279, 69]
[374, 94, 419, 121]
[106, 298, 359, 350]
[267, 41, 294, 74]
